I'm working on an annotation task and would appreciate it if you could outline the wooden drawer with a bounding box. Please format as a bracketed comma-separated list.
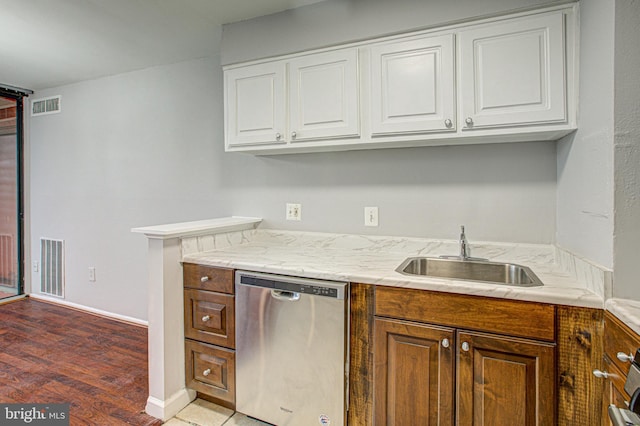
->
[375, 286, 555, 341]
[185, 339, 235, 407]
[604, 310, 640, 375]
[183, 263, 234, 294]
[184, 289, 235, 348]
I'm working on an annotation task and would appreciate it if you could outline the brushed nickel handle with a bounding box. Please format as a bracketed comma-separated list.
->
[444, 119, 452, 128]
[465, 117, 474, 126]
[200, 276, 209, 282]
[592, 369, 609, 379]
[291, 131, 297, 139]
[442, 338, 450, 348]
[461, 341, 470, 352]
[617, 352, 634, 363]
[202, 315, 210, 322]
[276, 133, 282, 141]
[203, 369, 211, 376]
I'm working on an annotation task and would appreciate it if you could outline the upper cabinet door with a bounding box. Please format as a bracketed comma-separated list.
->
[225, 62, 287, 147]
[370, 34, 456, 136]
[458, 12, 566, 130]
[288, 49, 360, 142]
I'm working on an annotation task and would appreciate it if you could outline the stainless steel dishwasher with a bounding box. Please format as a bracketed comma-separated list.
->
[235, 270, 349, 426]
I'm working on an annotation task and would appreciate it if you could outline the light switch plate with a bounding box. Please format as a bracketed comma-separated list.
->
[365, 207, 379, 227]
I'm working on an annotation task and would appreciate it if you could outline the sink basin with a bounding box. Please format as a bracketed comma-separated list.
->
[396, 257, 543, 287]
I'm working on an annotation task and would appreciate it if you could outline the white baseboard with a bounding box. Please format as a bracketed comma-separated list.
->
[28, 293, 148, 327]
[146, 388, 196, 421]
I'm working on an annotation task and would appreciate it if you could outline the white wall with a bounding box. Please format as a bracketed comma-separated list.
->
[28, 0, 563, 320]
[221, 0, 564, 65]
[556, 0, 615, 269]
[613, 0, 640, 300]
[29, 57, 228, 320]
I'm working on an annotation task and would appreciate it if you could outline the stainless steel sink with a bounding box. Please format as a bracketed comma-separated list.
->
[396, 257, 543, 287]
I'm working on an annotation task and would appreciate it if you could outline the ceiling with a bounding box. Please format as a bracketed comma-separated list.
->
[0, 0, 326, 91]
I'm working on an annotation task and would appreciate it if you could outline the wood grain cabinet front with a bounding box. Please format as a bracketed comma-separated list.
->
[600, 311, 640, 425]
[372, 286, 556, 425]
[183, 263, 236, 408]
[185, 339, 235, 408]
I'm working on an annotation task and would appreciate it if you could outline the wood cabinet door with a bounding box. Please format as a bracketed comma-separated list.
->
[458, 11, 566, 130]
[374, 318, 455, 425]
[457, 331, 555, 426]
[288, 48, 360, 142]
[225, 61, 287, 147]
[184, 289, 235, 348]
[369, 33, 456, 136]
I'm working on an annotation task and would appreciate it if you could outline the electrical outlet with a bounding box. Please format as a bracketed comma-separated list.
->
[364, 206, 379, 227]
[88, 267, 96, 282]
[32, 261, 39, 273]
[286, 203, 302, 221]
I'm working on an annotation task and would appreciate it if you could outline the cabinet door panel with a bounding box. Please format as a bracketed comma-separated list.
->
[457, 331, 555, 426]
[225, 62, 286, 147]
[459, 12, 566, 129]
[289, 49, 359, 141]
[374, 318, 454, 425]
[370, 34, 455, 135]
[184, 289, 235, 348]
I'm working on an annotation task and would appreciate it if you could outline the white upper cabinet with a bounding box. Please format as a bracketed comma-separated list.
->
[288, 49, 359, 142]
[225, 48, 359, 150]
[458, 12, 566, 130]
[225, 62, 286, 147]
[370, 34, 456, 136]
[223, 4, 577, 154]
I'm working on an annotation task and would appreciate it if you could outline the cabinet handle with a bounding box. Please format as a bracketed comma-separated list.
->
[442, 338, 450, 348]
[444, 119, 452, 128]
[592, 369, 609, 379]
[461, 341, 470, 352]
[291, 131, 297, 140]
[276, 133, 282, 141]
[465, 117, 474, 126]
[617, 352, 634, 363]
[203, 369, 211, 376]
[202, 315, 210, 322]
[200, 276, 209, 283]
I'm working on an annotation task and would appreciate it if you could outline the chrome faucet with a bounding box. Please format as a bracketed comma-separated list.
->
[459, 225, 469, 259]
[440, 225, 487, 261]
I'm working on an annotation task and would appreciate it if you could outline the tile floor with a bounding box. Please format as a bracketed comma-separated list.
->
[165, 399, 272, 426]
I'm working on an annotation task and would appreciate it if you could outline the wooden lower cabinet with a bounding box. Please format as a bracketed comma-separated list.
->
[373, 317, 555, 425]
[374, 318, 455, 425]
[456, 331, 555, 426]
[185, 339, 236, 408]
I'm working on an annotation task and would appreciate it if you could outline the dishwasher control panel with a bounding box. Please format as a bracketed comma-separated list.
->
[238, 272, 345, 299]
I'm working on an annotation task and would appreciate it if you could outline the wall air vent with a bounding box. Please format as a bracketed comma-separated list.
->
[31, 95, 61, 116]
[40, 238, 65, 297]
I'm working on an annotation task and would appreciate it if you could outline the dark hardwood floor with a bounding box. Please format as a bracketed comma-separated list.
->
[0, 298, 162, 425]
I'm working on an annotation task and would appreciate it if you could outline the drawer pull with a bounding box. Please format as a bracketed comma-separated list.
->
[442, 338, 450, 348]
[461, 341, 470, 352]
[202, 315, 210, 322]
[593, 369, 610, 379]
[203, 368, 211, 376]
[200, 276, 209, 283]
[617, 352, 634, 363]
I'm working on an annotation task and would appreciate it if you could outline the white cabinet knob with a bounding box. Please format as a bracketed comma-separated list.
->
[617, 352, 634, 363]
[291, 131, 297, 139]
[276, 133, 282, 141]
[444, 119, 452, 128]
[442, 338, 450, 348]
[202, 315, 210, 322]
[200, 276, 209, 282]
[461, 341, 470, 352]
[465, 117, 474, 126]
[592, 369, 609, 379]
[203, 369, 211, 376]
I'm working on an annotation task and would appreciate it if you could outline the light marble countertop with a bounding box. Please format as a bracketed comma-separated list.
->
[183, 229, 604, 309]
[606, 299, 640, 335]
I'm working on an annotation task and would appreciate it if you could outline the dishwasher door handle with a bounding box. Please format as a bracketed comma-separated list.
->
[271, 289, 301, 301]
